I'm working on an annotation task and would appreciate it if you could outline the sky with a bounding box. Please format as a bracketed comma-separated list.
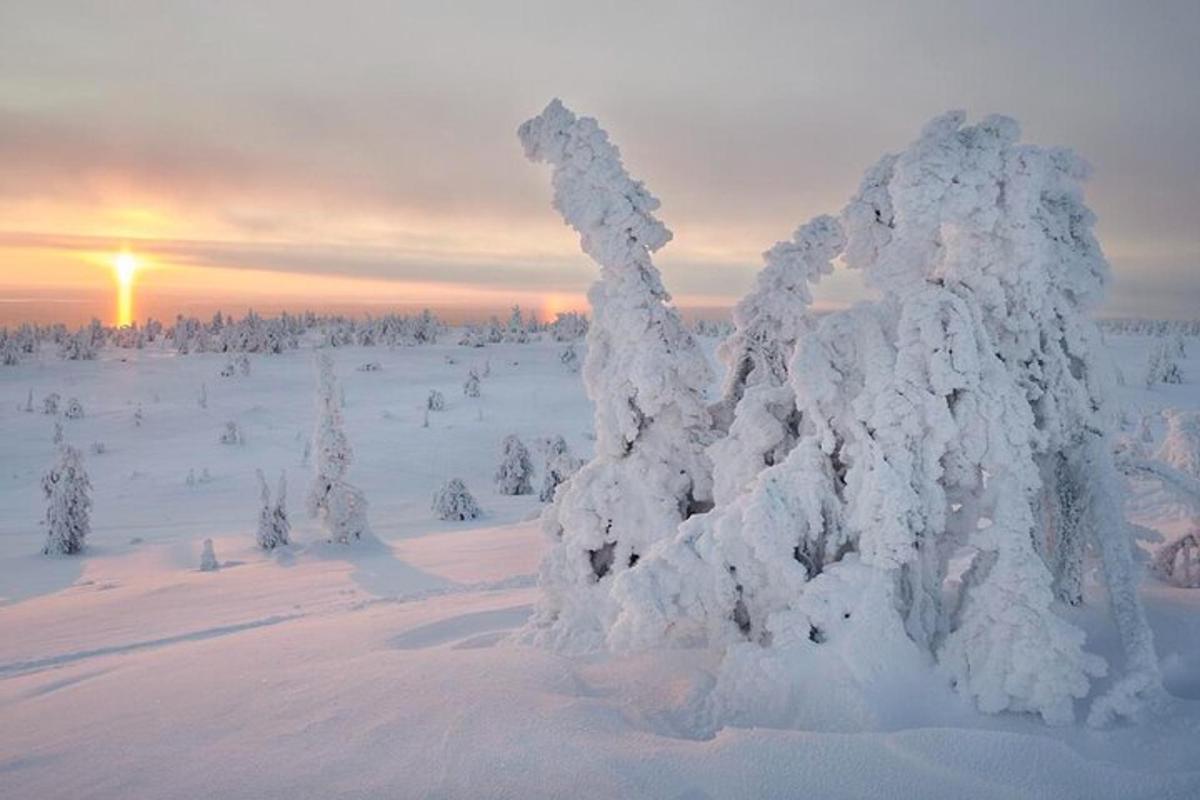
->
[0, 0, 1197, 326]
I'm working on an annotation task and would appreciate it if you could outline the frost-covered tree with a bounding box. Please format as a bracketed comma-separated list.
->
[307, 353, 369, 543]
[494, 434, 534, 495]
[64, 397, 84, 420]
[199, 539, 219, 571]
[198, 383, 208, 410]
[611, 111, 1160, 727]
[504, 305, 529, 343]
[427, 389, 446, 412]
[23, 389, 34, 412]
[463, 370, 481, 398]
[1153, 529, 1200, 588]
[42, 445, 91, 555]
[1145, 339, 1184, 387]
[1156, 410, 1200, 478]
[59, 328, 98, 361]
[549, 311, 588, 342]
[43, 392, 60, 416]
[518, 99, 715, 650]
[840, 111, 1159, 724]
[255, 469, 291, 550]
[220, 421, 243, 445]
[539, 436, 582, 503]
[433, 478, 481, 521]
[559, 345, 579, 373]
[707, 215, 845, 505]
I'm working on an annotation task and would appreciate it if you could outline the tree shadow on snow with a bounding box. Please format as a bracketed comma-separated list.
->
[303, 532, 448, 598]
[0, 551, 86, 606]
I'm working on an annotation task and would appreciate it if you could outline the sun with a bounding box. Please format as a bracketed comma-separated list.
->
[113, 250, 138, 326]
[115, 251, 138, 285]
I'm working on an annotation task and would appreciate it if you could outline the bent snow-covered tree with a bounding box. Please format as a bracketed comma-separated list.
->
[518, 99, 715, 650]
[42, 445, 92, 555]
[708, 215, 845, 505]
[611, 111, 1161, 727]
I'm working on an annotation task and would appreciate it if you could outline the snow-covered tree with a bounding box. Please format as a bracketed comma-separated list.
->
[43, 392, 60, 416]
[59, 328, 97, 360]
[494, 434, 534, 495]
[433, 478, 482, 521]
[1145, 338, 1184, 387]
[220, 421, 243, 445]
[42, 445, 91, 555]
[707, 215, 845, 505]
[1156, 410, 1200, 478]
[549, 311, 588, 342]
[64, 397, 84, 420]
[463, 370, 481, 398]
[198, 383, 208, 409]
[427, 389, 446, 412]
[539, 436, 582, 503]
[610, 110, 1160, 727]
[518, 99, 715, 651]
[559, 345, 579, 373]
[23, 389, 34, 412]
[199, 539, 219, 571]
[255, 469, 291, 550]
[1153, 529, 1200, 588]
[307, 353, 369, 543]
[504, 305, 529, 343]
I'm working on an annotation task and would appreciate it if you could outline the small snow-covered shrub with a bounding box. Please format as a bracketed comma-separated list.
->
[463, 370, 481, 398]
[23, 389, 34, 412]
[494, 434, 534, 495]
[43, 393, 60, 416]
[1153, 530, 1200, 588]
[90, 442, 107, 455]
[433, 479, 481, 521]
[219, 359, 236, 378]
[42, 445, 91, 555]
[427, 389, 446, 411]
[1156, 410, 1200, 478]
[133, 405, 144, 427]
[198, 383, 208, 409]
[199, 539, 219, 571]
[64, 397, 84, 420]
[357, 361, 382, 372]
[220, 421, 243, 445]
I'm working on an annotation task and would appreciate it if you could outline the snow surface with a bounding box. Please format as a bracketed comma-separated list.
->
[2, 333, 1200, 799]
